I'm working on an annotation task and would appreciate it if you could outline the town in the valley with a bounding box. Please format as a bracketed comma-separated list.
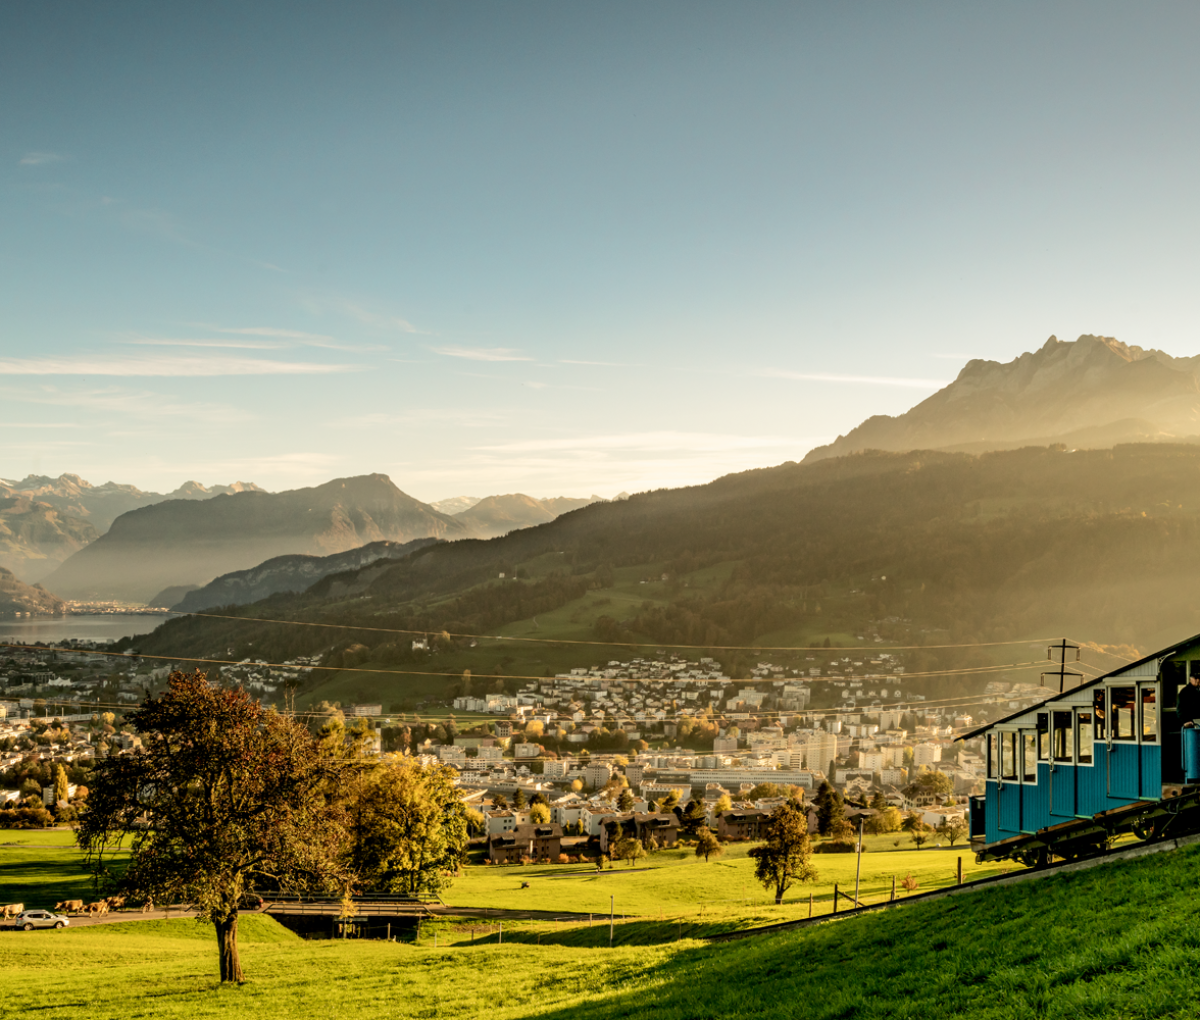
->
[1, 640, 1047, 855]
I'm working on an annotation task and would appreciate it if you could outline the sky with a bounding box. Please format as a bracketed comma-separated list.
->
[4, 2, 1200, 502]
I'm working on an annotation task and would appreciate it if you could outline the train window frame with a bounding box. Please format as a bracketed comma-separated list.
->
[988, 732, 998, 779]
[1108, 685, 1137, 742]
[1021, 731, 1037, 783]
[1076, 709, 1094, 765]
[1052, 709, 1074, 763]
[1000, 730, 1018, 780]
[1036, 712, 1050, 760]
[1093, 688, 1105, 741]
[1140, 684, 1158, 744]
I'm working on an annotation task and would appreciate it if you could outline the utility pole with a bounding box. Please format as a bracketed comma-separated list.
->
[1042, 639, 1082, 693]
[853, 815, 864, 907]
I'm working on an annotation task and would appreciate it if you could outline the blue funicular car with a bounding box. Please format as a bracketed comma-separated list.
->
[964, 632, 1200, 866]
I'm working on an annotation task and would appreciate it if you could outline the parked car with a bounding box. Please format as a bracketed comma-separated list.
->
[13, 910, 70, 931]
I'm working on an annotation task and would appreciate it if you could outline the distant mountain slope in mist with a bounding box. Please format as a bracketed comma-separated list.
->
[429, 496, 483, 515]
[42, 474, 468, 603]
[169, 537, 438, 613]
[0, 473, 265, 533]
[452, 493, 602, 538]
[804, 335, 1200, 462]
[0, 566, 64, 617]
[0, 496, 99, 583]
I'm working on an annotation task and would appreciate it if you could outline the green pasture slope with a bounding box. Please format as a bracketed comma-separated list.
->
[2, 844, 1199, 1018]
[0, 828, 128, 907]
[446, 840, 1007, 919]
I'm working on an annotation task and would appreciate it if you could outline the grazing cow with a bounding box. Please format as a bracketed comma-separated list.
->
[1, 903, 23, 920]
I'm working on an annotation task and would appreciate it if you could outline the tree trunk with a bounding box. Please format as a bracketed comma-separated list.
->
[775, 886, 784, 905]
[215, 912, 244, 984]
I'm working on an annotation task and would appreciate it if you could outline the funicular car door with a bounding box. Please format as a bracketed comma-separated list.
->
[1018, 729, 1041, 831]
[1106, 684, 1140, 800]
[1049, 708, 1075, 817]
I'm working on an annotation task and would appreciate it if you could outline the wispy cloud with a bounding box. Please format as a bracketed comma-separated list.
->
[524, 381, 548, 390]
[477, 431, 804, 454]
[4, 386, 257, 422]
[431, 346, 534, 362]
[217, 327, 335, 341]
[20, 151, 65, 166]
[345, 305, 426, 334]
[931, 353, 974, 360]
[0, 354, 360, 377]
[205, 326, 384, 353]
[0, 422, 78, 429]
[122, 337, 288, 350]
[336, 408, 507, 428]
[762, 369, 949, 389]
[559, 359, 637, 367]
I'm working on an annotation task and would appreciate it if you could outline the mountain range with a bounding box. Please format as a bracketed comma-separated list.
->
[0, 474, 265, 532]
[804, 334, 1200, 461]
[0, 474, 264, 583]
[41, 474, 466, 603]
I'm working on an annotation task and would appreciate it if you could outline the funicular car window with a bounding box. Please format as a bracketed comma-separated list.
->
[1142, 686, 1158, 743]
[1052, 710, 1073, 762]
[1022, 732, 1037, 782]
[1001, 731, 1017, 779]
[1093, 688, 1105, 741]
[1037, 713, 1049, 760]
[988, 733, 998, 778]
[1110, 686, 1136, 740]
[1076, 711, 1093, 764]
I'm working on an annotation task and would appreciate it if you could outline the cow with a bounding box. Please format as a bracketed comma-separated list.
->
[1, 903, 23, 920]
[54, 899, 84, 914]
[104, 895, 126, 911]
[84, 901, 109, 917]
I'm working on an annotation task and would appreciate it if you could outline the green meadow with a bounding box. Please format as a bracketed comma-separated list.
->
[446, 839, 1009, 919]
[2, 845, 1199, 1018]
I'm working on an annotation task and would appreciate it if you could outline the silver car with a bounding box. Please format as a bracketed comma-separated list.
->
[13, 910, 69, 931]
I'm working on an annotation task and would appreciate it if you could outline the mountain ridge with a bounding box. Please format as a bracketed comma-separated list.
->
[804, 334, 1200, 462]
[42, 474, 468, 603]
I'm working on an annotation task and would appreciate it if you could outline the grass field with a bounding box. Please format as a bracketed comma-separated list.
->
[0, 828, 128, 908]
[446, 839, 1012, 920]
[2, 845, 1199, 1018]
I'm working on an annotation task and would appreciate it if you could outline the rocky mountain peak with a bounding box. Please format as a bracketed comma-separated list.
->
[804, 333, 1200, 463]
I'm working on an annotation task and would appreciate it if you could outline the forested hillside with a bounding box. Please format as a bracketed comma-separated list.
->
[124, 443, 1200, 702]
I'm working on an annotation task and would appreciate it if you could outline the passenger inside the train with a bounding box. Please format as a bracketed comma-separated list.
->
[1179, 669, 1200, 729]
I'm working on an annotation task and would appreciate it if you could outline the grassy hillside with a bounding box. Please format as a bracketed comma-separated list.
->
[1, 843, 1198, 1018]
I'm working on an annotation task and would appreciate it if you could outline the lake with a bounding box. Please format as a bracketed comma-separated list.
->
[0, 614, 169, 645]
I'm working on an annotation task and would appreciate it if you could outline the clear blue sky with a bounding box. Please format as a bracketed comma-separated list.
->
[3, 2, 1199, 501]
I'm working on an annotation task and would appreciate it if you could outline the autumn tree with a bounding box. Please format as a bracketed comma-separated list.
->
[680, 799, 707, 840]
[695, 826, 723, 862]
[936, 815, 968, 847]
[343, 757, 469, 896]
[77, 672, 350, 984]
[748, 802, 817, 904]
[529, 802, 552, 824]
[814, 781, 844, 836]
[618, 789, 635, 812]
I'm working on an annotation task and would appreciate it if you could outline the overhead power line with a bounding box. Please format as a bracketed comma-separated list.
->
[161, 607, 1071, 654]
